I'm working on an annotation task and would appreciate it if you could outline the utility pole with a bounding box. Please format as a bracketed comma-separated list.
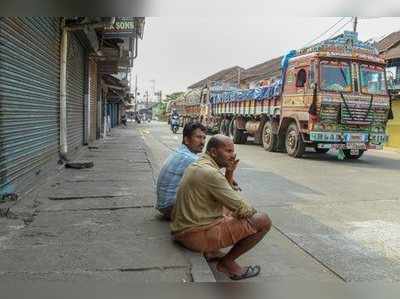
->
[353, 17, 358, 33]
[134, 74, 138, 113]
[237, 68, 241, 88]
[150, 79, 156, 102]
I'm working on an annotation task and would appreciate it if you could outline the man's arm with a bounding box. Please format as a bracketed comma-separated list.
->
[204, 170, 256, 218]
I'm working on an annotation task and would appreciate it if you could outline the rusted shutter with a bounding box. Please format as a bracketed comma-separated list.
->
[66, 32, 86, 154]
[0, 17, 60, 196]
[88, 58, 97, 142]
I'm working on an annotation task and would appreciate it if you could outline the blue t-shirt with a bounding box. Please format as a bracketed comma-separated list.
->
[156, 144, 199, 210]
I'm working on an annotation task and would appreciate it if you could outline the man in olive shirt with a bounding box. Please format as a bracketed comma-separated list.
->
[171, 134, 271, 280]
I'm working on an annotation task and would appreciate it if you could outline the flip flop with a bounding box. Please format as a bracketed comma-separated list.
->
[229, 265, 261, 281]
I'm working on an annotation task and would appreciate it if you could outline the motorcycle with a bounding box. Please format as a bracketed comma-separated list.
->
[170, 115, 179, 134]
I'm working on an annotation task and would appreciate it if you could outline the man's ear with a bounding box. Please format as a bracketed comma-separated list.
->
[209, 147, 217, 158]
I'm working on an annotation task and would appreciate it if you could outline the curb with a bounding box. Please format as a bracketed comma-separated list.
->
[383, 146, 400, 154]
[183, 251, 216, 282]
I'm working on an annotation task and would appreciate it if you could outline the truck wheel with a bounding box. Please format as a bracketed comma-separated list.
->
[240, 131, 248, 144]
[262, 121, 277, 152]
[232, 121, 245, 144]
[343, 149, 365, 160]
[219, 120, 226, 135]
[228, 119, 235, 137]
[285, 123, 305, 158]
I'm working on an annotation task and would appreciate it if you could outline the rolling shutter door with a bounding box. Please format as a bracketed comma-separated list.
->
[0, 17, 60, 195]
[66, 32, 85, 154]
[88, 59, 97, 142]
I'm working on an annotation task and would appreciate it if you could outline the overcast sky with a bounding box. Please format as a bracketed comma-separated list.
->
[132, 17, 400, 98]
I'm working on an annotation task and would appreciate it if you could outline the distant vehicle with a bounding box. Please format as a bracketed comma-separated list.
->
[170, 114, 180, 134]
[121, 114, 127, 128]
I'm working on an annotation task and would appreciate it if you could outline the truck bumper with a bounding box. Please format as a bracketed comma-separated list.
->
[310, 131, 387, 150]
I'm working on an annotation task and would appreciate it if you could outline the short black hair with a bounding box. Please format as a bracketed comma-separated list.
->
[182, 122, 206, 141]
[206, 135, 225, 152]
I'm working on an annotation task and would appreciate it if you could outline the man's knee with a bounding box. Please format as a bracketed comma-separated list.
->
[250, 213, 272, 233]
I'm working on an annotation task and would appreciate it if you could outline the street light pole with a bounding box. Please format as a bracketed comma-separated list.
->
[353, 17, 358, 33]
[134, 74, 138, 113]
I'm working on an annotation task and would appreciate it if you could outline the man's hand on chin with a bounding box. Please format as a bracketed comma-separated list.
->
[225, 158, 240, 187]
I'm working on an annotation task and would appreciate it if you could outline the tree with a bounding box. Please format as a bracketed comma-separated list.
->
[166, 91, 184, 102]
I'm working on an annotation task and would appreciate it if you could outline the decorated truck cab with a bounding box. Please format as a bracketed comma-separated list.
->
[211, 31, 392, 159]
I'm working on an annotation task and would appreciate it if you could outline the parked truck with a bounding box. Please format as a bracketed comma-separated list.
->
[209, 31, 392, 159]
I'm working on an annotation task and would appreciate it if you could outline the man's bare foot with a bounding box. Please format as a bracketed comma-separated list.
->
[204, 250, 225, 262]
[216, 259, 243, 275]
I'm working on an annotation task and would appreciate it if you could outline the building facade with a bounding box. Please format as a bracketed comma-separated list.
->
[0, 17, 145, 198]
[379, 31, 400, 149]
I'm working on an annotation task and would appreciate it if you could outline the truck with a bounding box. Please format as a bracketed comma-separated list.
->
[180, 88, 220, 133]
[208, 31, 392, 159]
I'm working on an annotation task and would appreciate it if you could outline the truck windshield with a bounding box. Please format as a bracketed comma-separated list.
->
[320, 61, 352, 92]
[360, 65, 386, 95]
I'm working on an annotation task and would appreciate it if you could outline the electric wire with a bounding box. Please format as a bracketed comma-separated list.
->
[303, 17, 348, 47]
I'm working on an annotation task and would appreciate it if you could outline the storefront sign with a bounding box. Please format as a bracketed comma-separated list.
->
[104, 17, 135, 37]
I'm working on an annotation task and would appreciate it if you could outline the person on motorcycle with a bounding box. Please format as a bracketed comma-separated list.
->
[170, 109, 180, 133]
[121, 114, 127, 128]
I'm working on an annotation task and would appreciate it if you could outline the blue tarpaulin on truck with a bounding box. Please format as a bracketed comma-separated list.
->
[210, 79, 282, 104]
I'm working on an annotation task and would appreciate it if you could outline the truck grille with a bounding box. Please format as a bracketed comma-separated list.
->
[319, 99, 388, 125]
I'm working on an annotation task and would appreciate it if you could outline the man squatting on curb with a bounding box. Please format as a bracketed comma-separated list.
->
[156, 122, 207, 220]
[171, 134, 272, 280]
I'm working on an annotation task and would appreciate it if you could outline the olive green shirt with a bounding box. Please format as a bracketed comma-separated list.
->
[170, 153, 257, 233]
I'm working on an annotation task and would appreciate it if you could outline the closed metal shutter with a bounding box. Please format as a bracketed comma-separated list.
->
[88, 59, 97, 142]
[66, 32, 85, 154]
[0, 17, 60, 195]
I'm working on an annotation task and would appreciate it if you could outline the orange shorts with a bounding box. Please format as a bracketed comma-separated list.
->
[173, 216, 257, 253]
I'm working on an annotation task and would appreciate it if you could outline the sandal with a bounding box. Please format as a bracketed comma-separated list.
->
[229, 265, 261, 281]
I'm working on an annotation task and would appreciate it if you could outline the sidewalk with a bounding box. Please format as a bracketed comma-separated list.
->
[0, 124, 214, 283]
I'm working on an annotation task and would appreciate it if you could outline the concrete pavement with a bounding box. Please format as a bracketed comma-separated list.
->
[139, 121, 400, 283]
[3, 120, 399, 284]
[0, 123, 214, 283]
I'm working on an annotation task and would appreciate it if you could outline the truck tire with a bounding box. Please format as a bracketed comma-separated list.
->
[285, 122, 305, 158]
[240, 131, 248, 144]
[276, 133, 287, 153]
[343, 149, 365, 160]
[262, 121, 277, 152]
[224, 119, 231, 136]
[228, 119, 235, 137]
[232, 121, 245, 144]
[219, 120, 227, 135]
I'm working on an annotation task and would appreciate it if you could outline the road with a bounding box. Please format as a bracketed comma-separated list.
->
[140, 121, 400, 283]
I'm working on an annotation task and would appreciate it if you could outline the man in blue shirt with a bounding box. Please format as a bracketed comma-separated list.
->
[156, 122, 207, 220]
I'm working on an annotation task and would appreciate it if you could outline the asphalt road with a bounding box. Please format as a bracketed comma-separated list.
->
[140, 121, 400, 283]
